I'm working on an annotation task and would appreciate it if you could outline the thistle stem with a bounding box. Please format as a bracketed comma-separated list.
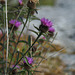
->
[9, 32, 42, 73]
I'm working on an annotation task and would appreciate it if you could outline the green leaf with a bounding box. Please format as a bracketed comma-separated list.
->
[32, 55, 45, 59]
[27, 70, 32, 75]
[27, 35, 32, 57]
[24, 57, 32, 68]
[18, 40, 28, 45]
[28, 35, 31, 47]
[28, 29, 38, 35]
[9, 40, 16, 44]
[17, 70, 26, 74]
[31, 15, 40, 21]
[16, 51, 23, 56]
[16, 51, 19, 62]
[33, 25, 39, 31]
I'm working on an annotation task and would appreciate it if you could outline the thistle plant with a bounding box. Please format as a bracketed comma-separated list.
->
[0, 0, 57, 75]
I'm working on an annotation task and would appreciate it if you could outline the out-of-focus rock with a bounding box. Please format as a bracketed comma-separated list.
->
[59, 54, 75, 70]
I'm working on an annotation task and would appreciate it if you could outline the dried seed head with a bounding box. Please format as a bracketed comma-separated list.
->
[0, 0, 5, 4]
[29, 0, 39, 4]
[27, 0, 36, 9]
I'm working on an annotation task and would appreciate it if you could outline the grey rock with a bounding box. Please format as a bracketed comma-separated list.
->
[59, 54, 75, 75]
[59, 54, 75, 67]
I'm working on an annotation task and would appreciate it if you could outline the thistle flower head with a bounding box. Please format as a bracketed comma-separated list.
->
[41, 18, 53, 27]
[39, 18, 53, 33]
[23, 57, 33, 64]
[19, 0, 23, 5]
[9, 19, 21, 28]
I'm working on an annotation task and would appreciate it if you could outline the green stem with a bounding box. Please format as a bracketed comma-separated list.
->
[9, 32, 42, 73]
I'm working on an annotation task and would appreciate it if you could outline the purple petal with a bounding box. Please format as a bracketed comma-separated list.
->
[9, 19, 21, 28]
[12, 65, 20, 69]
[23, 57, 33, 64]
[40, 18, 53, 27]
[19, 0, 23, 4]
[49, 27, 55, 32]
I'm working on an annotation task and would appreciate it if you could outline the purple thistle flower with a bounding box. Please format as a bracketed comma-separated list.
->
[12, 65, 20, 69]
[41, 18, 53, 27]
[19, 0, 23, 5]
[48, 27, 55, 32]
[23, 57, 33, 64]
[9, 19, 21, 28]
[39, 18, 53, 33]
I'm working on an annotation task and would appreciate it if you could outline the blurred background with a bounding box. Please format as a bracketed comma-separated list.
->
[33, 0, 75, 75]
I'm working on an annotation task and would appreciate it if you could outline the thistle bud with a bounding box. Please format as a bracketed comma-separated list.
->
[0, 0, 5, 4]
[24, 63, 31, 70]
[32, 46, 37, 53]
[48, 32, 54, 37]
[39, 25, 48, 33]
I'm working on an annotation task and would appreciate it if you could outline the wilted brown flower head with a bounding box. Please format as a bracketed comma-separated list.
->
[27, 0, 39, 9]
[0, 0, 5, 4]
[27, 0, 36, 9]
[27, 0, 39, 15]
[29, 0, 39, 4]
